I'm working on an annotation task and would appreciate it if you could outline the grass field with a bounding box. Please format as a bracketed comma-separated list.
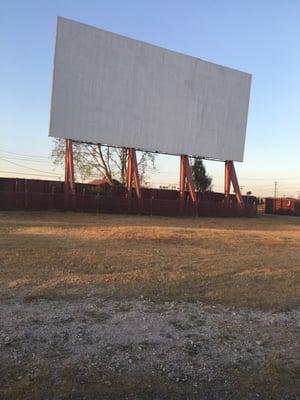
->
[1, 211, 299, 399]
[0, 211, 299, 310]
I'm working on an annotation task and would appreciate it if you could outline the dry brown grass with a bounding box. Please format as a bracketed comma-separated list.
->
[0, 211, 299, 311]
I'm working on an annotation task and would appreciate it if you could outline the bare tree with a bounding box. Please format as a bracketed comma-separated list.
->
[51, 139, 157, 185]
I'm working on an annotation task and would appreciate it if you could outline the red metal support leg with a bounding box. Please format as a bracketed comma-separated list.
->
[65, 139, 75, 194]
[179, 155, 186, 199]
[132, 150, 142, 200]
[229, 161, 244, 208]
[224, 160, 231, 203]
[126, 149, 133, 194]
[179, 155, 197, 204]
[126, 148, 141, 202]
[184, 157, 197, 204]
[224, 160, 244, 208]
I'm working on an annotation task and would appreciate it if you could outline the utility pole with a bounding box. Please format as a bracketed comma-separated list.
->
[274, 181, 278, 198]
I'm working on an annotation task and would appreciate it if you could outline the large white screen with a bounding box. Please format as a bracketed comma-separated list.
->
[49, 17, 251, 161]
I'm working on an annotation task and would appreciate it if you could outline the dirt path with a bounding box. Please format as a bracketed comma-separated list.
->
[1, 297, 299, 399]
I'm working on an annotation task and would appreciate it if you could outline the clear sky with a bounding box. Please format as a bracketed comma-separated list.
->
[1, 0, 299, 197]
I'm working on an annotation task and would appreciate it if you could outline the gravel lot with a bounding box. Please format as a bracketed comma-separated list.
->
[1, 297, 299, 399]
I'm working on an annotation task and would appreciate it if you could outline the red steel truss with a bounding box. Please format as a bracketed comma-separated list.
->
[126, 147, 141, 201]
[64, 139, 75, 194]
[179, 155, 197, 204]
[62, 140, 244, 212]
[224, 160, 244, 207]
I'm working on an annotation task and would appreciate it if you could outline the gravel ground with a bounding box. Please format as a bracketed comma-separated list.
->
[0, 297, 299, 399]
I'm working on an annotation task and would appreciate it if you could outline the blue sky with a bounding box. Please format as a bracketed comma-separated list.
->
[0, 0, 299, 197]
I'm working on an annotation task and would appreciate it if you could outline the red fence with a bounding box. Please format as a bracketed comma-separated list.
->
[0, 177, 257, 217]
[265, 197, 300, 216]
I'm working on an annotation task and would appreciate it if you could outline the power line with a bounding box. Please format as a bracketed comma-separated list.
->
[157, 170, 300, 181]
[0, 149, 49, 159]
[0, 156, 50, 163]
[0, 170, 62, 178]
[0, 158, 61, 177]
[1, 148, 300, 182]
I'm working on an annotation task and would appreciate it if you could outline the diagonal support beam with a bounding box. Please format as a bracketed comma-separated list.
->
[224, 160, 244, 208]
[126, 148, 141, 201]
[179, 155, 197, 203]
[65, 139, 75, 194]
